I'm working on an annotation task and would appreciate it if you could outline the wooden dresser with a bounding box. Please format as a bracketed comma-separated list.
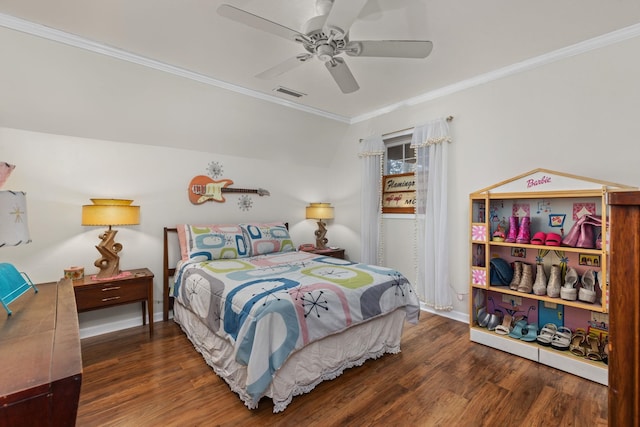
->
[608, 191, 640, 427]
[0, 278, 82, 427]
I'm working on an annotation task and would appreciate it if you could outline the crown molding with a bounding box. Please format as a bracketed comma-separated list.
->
[351, 22, 640, 124]
[0, 13, 351, 124]
[2, 13, 639, 126]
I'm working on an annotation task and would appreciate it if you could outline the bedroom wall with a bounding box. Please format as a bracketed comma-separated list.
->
[0, 128, 343, 336]
[3, 24, 639, 335]
[328, 33, 640, 319]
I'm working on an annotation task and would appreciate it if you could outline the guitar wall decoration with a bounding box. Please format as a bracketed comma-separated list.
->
[188, 175, 270, 205]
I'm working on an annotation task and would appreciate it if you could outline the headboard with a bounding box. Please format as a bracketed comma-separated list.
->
[163, 223, 290, 321]
[163, 227, 178, 321]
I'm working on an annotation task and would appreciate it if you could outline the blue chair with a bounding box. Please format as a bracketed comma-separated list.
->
[0, 263, 38, 315]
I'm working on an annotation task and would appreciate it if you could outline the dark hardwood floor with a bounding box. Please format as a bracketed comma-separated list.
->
[77, 313, 607, 426]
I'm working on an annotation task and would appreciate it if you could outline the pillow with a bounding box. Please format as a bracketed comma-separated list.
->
[240, 222, 295, 256]
[178, 224, 249, 262]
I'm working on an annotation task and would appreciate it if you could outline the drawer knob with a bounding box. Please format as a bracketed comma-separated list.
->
[101, 296, 121, 302]
[102, 286, 121, 291]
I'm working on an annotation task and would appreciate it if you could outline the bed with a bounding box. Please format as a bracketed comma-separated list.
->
[163, 223, 420, 412]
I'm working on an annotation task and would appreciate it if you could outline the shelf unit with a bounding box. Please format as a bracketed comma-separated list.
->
[469, 169, 634, 385]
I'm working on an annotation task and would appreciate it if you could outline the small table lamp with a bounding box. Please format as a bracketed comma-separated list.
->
[82, 199, 140, 279]
[305, 202, 334, 249]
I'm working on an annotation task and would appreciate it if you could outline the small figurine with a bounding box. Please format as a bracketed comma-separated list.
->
[492, 217, 507, 242]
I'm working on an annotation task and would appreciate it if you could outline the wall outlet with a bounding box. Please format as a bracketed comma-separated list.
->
[502, 294, 522, 306]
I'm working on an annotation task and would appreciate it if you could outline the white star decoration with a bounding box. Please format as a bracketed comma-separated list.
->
[238, 195, 253, 211]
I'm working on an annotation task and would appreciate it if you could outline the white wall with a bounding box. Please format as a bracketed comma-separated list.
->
[329, 34, 640, 316]
[0, 128, 342, 336]
[3, 29, 640, 335]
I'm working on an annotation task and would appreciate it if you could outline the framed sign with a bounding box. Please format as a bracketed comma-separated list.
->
[382, 173, 415, 213]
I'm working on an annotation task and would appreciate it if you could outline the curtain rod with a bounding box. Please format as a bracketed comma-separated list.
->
[382, 115, 454, 138]
[360, 116, 454, 141]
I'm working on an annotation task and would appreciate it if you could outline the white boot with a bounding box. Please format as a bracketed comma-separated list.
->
[532, 264, 547, 296]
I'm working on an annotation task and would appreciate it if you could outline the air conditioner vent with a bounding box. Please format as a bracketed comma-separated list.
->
[273, 86, 306, 98]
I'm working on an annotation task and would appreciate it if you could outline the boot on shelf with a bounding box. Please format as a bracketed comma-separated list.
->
[505, 216, 519, 243]
[516, 216, 531, 244]
[509, 261, 522, 290]
[547, 264, 562, 298]
[560, 267, 579, 301]
[532, 264, 547, 296]
[579, 269, 597, 303]
[517, 263, 533, 293]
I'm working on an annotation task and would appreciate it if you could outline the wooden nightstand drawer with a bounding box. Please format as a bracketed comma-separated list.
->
[73, 268, 154, 335]
[75, 281, 148, 310]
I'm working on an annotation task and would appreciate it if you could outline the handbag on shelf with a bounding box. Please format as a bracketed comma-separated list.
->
[562, 214, 602, 248]
[490, 258, 513, 286]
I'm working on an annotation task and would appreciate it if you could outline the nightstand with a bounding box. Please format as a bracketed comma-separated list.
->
[73, 268, 154, 336]
[309, 248, 345, 259]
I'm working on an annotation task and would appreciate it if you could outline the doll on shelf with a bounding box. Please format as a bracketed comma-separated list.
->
[492, 217, 507, 242]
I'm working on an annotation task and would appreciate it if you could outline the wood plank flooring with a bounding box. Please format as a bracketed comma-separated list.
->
[77, 313, 607, 426]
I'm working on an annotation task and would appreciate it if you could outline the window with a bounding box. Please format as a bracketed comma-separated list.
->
[385, 135, 416, 174]
[382, 133, 416, 214]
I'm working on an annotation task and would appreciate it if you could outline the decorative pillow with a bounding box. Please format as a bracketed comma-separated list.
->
[240, 222, 295, 256]
[178, 224, 249, 261]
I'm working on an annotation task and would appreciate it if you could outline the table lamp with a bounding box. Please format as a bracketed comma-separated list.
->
[0, 190, 37, 315]
[305, 202, 334, 249]
[82, 198, 140, 279]
[0, 190, 31, 247]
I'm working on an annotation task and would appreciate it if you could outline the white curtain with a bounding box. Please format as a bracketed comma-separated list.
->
[411, 118, 453, 310]
[358, 135, 385, 265]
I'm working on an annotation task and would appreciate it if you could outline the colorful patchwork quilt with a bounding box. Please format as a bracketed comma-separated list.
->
[173, 250, 420, 405]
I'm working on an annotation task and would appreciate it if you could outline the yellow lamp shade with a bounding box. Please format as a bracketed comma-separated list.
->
[305, 203, 334, 220]
[82, 199, 140, 226]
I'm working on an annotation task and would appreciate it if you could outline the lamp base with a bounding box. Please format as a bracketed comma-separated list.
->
[314, 220, 329, 249]
[93, 228, 123, 279]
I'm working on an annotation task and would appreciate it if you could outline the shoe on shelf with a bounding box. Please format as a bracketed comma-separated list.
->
[545, 232, 562, 246]
[550, 326, 572, 351]
[585, 334, 602, 361]
[569, 328, 587, 356]
[516, 216, 531, 244]
[505, 216, 519, 243]
[517, 263, 534, 294]
[487, 309, 503, 331]
[494, 313, 513, 335]
[546, 264, 562, 298]
[601, 336, 609, 365]
[520, 323, 539, 342]
[477, 307, 489, 327]
[578, 269, 597, 303]
[532, 264, 547, 296]
[508, 319, 528, 339]
[536, 323, 558, 346]
[509, 261, 522, 291]
[531, 232, 547, 245]
[560, 267, 579, 301]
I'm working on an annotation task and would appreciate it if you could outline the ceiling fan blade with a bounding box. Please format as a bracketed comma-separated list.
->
[217, 4, 302, 42]
[255, 54, 313, 79]
[325, 57, 359, 94]
[323, 0, 369, 39]
[347, 40, 433, 58]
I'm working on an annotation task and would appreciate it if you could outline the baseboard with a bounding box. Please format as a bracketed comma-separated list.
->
[80, 306, 467, 339]
[420, 303, 469, 324]
[79, 311, 167, 339]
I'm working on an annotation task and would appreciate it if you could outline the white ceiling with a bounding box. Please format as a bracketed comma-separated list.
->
[2, 0, 640, 123]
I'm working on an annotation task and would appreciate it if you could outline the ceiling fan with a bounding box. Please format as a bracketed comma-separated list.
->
[217, 0, 433, 94]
